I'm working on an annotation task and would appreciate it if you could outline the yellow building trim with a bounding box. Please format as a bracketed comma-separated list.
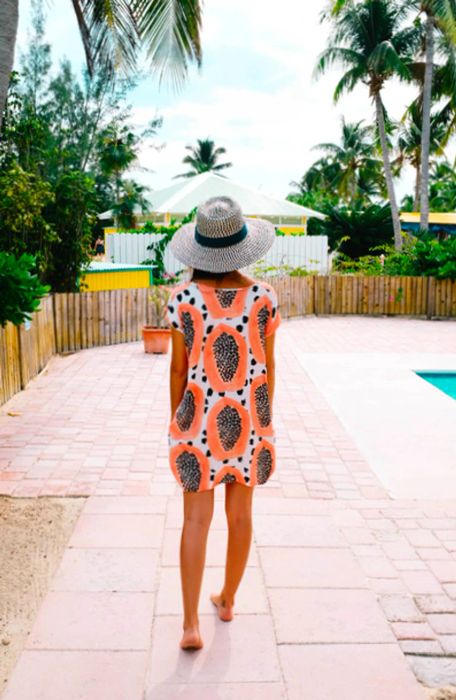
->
[79, 270, 151, 292]
[400, 212, 456, 224]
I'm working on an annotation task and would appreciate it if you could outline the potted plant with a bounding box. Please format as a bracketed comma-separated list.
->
[142, 284, 172, 353]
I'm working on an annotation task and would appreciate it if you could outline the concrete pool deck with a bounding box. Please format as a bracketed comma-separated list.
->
[0, 314, 455, 699]
[297, 350, 456, 499]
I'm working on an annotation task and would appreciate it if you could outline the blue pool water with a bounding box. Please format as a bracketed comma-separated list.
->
[415, 371, 456, 400]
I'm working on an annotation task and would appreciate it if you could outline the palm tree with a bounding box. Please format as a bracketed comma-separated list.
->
[0, 0, 203, 129]
[312, 117, 384, 202]
[396, 100, 446, 209]
[412, 1, 456, 231]
[433, 37, 456, 145]
[314, 0, 422, 250]
[173, 138, 233, 179]
[428, 157, 456, 210]
[111, 179, 150, 229]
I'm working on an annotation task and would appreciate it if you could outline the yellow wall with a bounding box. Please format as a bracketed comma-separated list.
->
[400, 212, 456, 224]
[79, 270, 151, 292]
[277, 226, 306, 234]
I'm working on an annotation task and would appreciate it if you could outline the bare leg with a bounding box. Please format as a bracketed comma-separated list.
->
[180, 488, 214, 649]
[211, 481, 254, 621]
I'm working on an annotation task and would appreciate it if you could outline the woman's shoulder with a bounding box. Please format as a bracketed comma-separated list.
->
[168, 280, 193, 302]
[253, 279, 278, 299]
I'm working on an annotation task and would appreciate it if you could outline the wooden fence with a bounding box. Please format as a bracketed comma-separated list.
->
[0, 294, 55, 406]
[1, 275, 455, 406]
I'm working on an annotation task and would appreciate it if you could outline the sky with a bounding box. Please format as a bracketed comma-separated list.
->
[14, 0, 423, 203]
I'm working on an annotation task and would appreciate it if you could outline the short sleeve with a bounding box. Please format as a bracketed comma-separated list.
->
[165, 293, 183, 334]
[265, 288, 281, 337]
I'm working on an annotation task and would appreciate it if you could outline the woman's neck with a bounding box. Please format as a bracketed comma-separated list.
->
[191, 270, 254, 288]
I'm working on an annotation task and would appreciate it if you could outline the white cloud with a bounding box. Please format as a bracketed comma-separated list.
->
[17, 0, 430, 204]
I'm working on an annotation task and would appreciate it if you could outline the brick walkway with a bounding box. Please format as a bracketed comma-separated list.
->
[1, 315, 456, 698]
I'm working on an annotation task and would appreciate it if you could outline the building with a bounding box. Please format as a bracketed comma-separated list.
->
[98, 171, 326, 235]
[400, 212, 456, 240]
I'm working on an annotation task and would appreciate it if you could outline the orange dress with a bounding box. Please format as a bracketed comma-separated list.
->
[166, 279, 281, 492]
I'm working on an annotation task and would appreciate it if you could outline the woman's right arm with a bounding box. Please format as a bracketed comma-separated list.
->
[169, 327, 188, 418]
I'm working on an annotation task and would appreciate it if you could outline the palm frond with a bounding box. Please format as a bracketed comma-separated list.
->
[333, 64, 367, 101]
[367, 40, 412, 80]
[71, 0, 140, 77]
[212, 162, 233, 171]
[426, 0, 456, 41]
[313, 46, 362, 80]
[134, 0, 203, 91]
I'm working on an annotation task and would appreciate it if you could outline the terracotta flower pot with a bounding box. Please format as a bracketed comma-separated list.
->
[142, 326, 171, 354]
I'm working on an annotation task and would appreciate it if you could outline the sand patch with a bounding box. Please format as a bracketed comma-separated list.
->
[0, 495, 86, 691]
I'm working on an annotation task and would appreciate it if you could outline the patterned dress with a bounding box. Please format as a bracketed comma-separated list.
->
[166, 279, 281, 492]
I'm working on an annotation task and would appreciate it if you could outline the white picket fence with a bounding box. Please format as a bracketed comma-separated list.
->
[105, 232, 329, 275]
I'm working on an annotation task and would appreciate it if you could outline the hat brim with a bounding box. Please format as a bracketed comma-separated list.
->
[167, 217, 276, 273]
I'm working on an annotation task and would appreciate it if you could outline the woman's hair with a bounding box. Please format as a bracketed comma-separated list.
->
[189, 267, 237, 281]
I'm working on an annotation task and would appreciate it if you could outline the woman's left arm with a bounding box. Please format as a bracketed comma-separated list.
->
[169, 326, 188, 418]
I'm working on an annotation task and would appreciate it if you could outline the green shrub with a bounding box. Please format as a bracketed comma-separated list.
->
[0, 251, 51, 327]
[384, 235, 456, 280]
[333, 233, 456, 280]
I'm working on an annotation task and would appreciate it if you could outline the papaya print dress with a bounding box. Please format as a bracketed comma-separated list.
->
[166, 279, 281, 492]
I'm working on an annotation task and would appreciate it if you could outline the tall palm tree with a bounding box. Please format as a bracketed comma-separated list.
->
[433, 37, 456, 145]
[396, 100, 446, 209]
[312, 117, 384, 201]
[173, 138, 233, 179]
[412, 1, 456, 231]
[0, 0, 203, 129]
[314, 0, 421, 250]
[98, 123, 139, 218]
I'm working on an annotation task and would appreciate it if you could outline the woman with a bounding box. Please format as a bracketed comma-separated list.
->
[165, 196, 281, 651]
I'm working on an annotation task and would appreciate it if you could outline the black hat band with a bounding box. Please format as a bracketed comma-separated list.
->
[194, 223, 248, 248]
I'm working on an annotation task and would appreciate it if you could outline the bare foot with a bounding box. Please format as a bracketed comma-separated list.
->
[210, 592, 234, 621]
[180, 625, 203, 651]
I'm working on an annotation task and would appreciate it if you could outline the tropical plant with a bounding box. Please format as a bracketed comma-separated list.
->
[0, 251, 51, 327]
[308, 117, 385, 202]
[315, 0, 422, 250]
[316, 202, 395, 258]
[432, 35, 456, 147]
[0, 0, 203, 128]
[111, 180, 151, 229]
[148, 285, 172, 327]
[0, 6, 167, 292]
[331, 250, 386, 274]
[251, 260, 319, 277]
[97, 117, 161, 225]
[141, 207, 197, 283]
[396, 100, 446, 209]
[411, 0, 456, 231]
[43, 171, 96, 292]
[428, 158, 456, 210]
[0, 162, 59, 274]
[173, 138, 233, 178]
[384, 233, 456, 278]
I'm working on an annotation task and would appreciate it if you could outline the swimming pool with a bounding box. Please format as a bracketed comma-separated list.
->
[415, 371, 456, 400]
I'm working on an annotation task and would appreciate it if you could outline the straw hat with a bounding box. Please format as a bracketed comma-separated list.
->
[168, 196, 276, 273]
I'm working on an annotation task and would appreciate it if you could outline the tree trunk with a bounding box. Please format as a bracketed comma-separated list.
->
[420, 13, 434, 232]
[374, 92, 403, 251]
[0, 0, 19, 131]
[414, 161, 421, 211]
